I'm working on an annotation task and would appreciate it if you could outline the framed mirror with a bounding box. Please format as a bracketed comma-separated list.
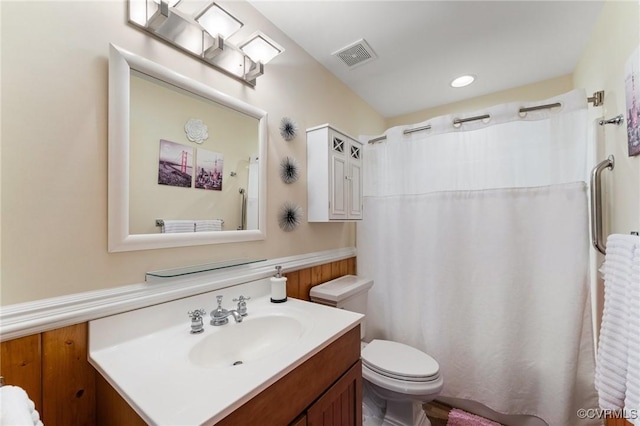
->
[108, 44, 267, 252]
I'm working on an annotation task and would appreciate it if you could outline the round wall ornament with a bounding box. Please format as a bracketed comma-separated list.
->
[278, 202, 302, 232]
[184, 118, 209, 144]
[279, 117, 297, 141]
[280, 156, 299, 184]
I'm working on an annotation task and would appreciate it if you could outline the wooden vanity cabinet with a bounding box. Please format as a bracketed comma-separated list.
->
[96, 325, 362, 426]
[218, 325, 362, 426]
[291, 414, 308, 426]
[305, 359, 362, 426]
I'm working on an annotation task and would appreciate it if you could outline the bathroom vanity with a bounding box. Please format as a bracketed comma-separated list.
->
[217, 328, 361, 426]
[89, 277, 363, 425]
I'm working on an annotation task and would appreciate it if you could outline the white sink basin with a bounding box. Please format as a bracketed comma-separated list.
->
[189, 315, 304, 368]
[89, 277, 362, 425]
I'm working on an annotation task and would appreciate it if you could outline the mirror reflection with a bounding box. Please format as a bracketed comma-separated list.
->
[129, 70, 259, 234]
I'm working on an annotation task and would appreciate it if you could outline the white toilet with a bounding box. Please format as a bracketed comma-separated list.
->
[310, 275, 443, 426]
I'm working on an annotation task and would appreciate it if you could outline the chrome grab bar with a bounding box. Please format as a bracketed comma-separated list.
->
[590, 155, 615, 254]
[238, 188, 246, 230]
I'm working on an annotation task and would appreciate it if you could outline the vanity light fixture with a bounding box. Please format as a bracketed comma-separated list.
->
[196, 3, 243, 39]
[196, 3, 243, 60]
[451, 75, 476, 88]
[146, 0, 170, 31]
[202, 34, 225, 61]
[127, 0, 282, 86]
[145, 0, 183, 30]
[240, 32, 284, 65]
[244, 62, 265, 83]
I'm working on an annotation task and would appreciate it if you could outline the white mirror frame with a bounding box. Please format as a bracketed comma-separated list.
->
[108, 44, 267, 252]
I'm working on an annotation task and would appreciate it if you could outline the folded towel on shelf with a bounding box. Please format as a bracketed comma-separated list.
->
[0, 385, 43, 426]
[596, 234, 640, 416]
[161, 220, 195, 233]
[195, 219, 223, 232]
[446, 408, 502, 426]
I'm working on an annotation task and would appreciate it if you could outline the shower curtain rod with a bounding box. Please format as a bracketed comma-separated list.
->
[367, 90, 605, 144]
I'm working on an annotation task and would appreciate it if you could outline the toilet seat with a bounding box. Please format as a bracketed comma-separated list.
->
[361, 340, 440, 382]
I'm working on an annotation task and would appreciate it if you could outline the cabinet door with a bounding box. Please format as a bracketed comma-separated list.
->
[347, 142, 362, 220]
[307, 360, 362, 426]
[290, 414, 307, 426]
[329, 133, 348, 220]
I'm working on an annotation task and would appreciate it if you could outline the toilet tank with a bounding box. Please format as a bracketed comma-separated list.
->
[309, 275, 373, 338]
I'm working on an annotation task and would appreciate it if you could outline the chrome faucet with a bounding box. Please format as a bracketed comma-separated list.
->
[210, 295, 243, 326]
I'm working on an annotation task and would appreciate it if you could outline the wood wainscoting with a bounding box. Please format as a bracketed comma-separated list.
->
[0, 257, 356, 425]
[5, 255, 629, 426]
[284, 257, 356, 301]
[1, 323, 96, 425]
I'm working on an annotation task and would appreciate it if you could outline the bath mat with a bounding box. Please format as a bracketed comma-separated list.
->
[446, 408, 502, 426]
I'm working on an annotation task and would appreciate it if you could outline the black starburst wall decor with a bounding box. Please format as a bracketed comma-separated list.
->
[280, 156, 299, 184]
[279, 117, 298, 141]
[278, 202, 302, 232]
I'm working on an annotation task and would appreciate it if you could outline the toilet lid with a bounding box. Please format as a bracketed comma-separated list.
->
[361, 340, 440, 382]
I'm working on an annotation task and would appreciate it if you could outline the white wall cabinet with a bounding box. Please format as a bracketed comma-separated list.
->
[307, 124, 363, 222]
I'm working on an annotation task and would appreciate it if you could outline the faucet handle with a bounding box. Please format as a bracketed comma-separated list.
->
[188, 309, 206, 319]
[187, 309, 206, 334]
[233, 295, 251, 316]
[216, 295, 224, 307]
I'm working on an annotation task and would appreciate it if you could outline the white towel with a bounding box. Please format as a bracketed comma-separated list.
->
[596, 234, 640, 422]
[195, 219, 223, 232]
[625, 240, 640, 425]
[161, 220, 195, 233]
[0, 385, 43, 426]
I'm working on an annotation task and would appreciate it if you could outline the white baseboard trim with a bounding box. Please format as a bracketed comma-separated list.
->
[0, 247, 356, 342]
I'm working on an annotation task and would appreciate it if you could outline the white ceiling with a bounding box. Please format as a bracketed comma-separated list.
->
[249, 1, 604, 119]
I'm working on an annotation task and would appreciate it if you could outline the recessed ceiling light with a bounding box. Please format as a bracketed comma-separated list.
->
[451, 75, 475, 88]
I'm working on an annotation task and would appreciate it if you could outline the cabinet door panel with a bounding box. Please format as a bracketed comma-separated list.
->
[308, 360, 362, 426]
[290, 414, 307, 426]
[348, 161, 362, 219]
[330, 154, 348, 220]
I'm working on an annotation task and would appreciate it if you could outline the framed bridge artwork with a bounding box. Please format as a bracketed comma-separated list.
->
[157, 139, 193, 188]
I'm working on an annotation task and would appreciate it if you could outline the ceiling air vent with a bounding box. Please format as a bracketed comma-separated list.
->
[332, 38, 377, 69]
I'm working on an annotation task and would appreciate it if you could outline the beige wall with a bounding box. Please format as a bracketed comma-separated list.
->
[573, 0, 640, 237]
[573, 0, 640, 334]
[386, 74, 574, 128]
[0, 1, 386, 304]
[2, 0, 636, 307]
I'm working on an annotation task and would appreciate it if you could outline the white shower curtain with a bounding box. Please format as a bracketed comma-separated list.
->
[357, 89, 600, 426]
